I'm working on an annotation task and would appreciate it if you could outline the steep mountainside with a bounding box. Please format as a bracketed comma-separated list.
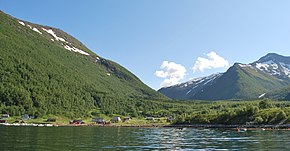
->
[158, 73, 222, 100]
[0, 11, 166, 117]
[159, 53, 290, 101]
[265, 86, 290, 101]
[251, 53, 290, 80]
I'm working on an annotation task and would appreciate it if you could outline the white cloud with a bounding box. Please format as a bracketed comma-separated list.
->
[155, 61, 186, 87]
[192, 51, 229, 72]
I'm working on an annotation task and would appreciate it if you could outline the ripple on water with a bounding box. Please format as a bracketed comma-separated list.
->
[1, 126, 290, 150]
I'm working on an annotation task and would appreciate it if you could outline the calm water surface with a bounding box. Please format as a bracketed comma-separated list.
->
[0, 126, 290, 150]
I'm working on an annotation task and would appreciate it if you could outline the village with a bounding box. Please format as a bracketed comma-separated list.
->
[0, 113, 173, 127]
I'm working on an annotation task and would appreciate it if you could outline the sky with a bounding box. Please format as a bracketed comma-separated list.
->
[1, 0, 290, 90]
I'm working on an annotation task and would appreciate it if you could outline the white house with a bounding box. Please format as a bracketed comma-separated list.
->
[1, 114, 9, 119]
[146, 117, 155, 121]
[113, 116, 121, 122]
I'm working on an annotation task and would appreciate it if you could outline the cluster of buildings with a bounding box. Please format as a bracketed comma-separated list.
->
[0, 113, 51, 124]
[1, 114, 173, 126]
[70, 116, 131, 125]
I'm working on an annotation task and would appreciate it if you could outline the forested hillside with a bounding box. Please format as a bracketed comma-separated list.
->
[0, 11, 167, 118]
[173, 99, 290, 125]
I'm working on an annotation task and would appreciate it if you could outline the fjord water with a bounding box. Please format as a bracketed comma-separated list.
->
[0, 126, 290, 150]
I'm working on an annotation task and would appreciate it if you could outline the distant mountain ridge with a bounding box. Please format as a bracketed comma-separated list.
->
[159, 53, 290, 100]
[158, 73, 222, 100]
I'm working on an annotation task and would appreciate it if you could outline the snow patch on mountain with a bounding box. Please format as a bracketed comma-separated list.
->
[186, 73, 221, 86]
[256, 63, 270, 71]
[18, 21, 25, 26]
[32, 28, 42, 34]
[95, 57, 100, 62]
[254, 59, 290, 77]
[18, 21, 43, 35]
[203, 77, 215, 85]
[40, 27, 90, 56]
[172, 73, 222, 96]
[281, 63, 290, 77]
[258, 93, 266, 98]
[188, 78, 204, 86]
[187, 77, 203, 85]
[238, 64, 252, 68]
[186, 85, 198, 95]
[64, 45, 89, 56]
[42, 28, 66, 42]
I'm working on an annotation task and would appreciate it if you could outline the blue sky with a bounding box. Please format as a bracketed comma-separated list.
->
[1, 0, 290, 89]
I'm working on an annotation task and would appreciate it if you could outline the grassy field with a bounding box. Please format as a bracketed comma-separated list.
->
[2, 114, 170, 127]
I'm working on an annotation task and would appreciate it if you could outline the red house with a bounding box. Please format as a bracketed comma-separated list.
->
[70, 120, 84, 124]
[0, 120, 6, 123]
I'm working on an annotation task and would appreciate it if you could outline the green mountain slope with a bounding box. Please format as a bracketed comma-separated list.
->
[194, 63, 290, 100]
[265, 86, 290, 100]
[0, 11, 167, 117]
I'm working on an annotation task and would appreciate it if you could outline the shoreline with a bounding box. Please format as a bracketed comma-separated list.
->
[164, 124, 290, 128]
[164, 124, 290, 130]
[2, 123, 290, 130]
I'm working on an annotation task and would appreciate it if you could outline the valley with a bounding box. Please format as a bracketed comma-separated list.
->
[0, 10, 290, 127]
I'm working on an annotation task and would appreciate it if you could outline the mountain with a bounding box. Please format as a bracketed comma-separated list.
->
[265, 86, 290, 101]
[159, 53, 290, 100]
[251, 53, 290, 80]
[0, 11, 166, 117]
[158, 73, 222, 100]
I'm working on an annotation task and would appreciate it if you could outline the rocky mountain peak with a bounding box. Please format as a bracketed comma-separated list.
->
[251, 53, 290, 79]
[256, 53, 290, 64]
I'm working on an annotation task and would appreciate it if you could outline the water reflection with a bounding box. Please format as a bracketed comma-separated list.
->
[0, 126, 290, 150]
